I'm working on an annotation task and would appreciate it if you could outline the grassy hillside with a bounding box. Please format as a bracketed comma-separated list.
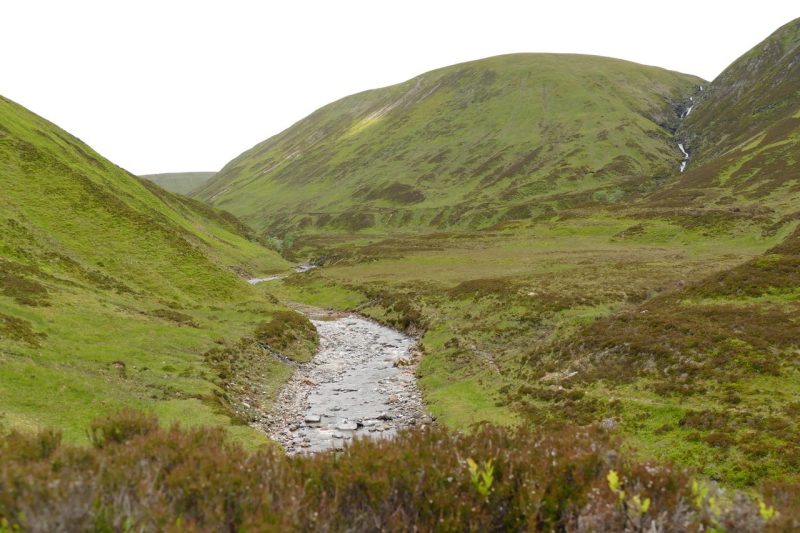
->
[0, 95, 312, 446]
[140, 171, 216, 195]
[196, 54, 702, 238]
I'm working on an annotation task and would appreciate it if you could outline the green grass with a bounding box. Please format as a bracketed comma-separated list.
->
[3, 16, 800, 500]
[657, 18, 800, 215]
[195, 22, 800, 485]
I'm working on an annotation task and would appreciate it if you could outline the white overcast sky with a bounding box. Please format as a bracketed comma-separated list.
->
[2, 1, 798, 175]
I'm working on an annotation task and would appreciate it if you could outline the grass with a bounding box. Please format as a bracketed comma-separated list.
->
[2, 17, 800, 525]
[220, 21, 800, 488]
[0, 274, 303, 445]
[256, 211, 799, 486]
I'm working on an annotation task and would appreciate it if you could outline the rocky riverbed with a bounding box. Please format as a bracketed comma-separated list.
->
[253, 310, 431, 454]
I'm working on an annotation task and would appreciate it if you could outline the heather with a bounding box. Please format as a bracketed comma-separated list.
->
[0, 411, 797, 532]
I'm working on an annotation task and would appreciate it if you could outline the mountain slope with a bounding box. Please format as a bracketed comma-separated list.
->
[196, 54, 702, 236]
[653, 17, 800, 211]
[140, 171, 216, 195]
[0, 95, 303, 444]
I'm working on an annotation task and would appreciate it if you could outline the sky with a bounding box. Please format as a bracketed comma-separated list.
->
[2, 1, 798, 175]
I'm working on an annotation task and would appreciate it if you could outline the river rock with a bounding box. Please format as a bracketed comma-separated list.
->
[336, 420, 358, 431]
[304, 414, 321, 424]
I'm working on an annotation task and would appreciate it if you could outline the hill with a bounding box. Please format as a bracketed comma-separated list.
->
[0, 95, 313, 445]
[195, 54, 702, 238]
[140, 171, 216, 195]
[235, 20, 800, 486]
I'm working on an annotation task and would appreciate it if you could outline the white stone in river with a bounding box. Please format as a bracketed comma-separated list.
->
[336, 420, 358, 431]
[304, 414, 321, 424]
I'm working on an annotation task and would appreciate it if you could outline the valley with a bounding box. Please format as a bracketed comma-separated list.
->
[0, 95, 310, 448]
[261, 214, 798, 485]
[0, 13, 799, 532]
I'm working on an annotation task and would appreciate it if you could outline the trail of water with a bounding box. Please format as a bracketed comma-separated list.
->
[248, 263, 316, 285]
[676, 92, 698, 172]
[678, 142, 690, 173]
[254, 312, 430, 454]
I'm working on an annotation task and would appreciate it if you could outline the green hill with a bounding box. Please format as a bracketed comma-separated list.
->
[140, 171, 216, 195]
[219, 20, 800, 486]
[196, 54, 702, 237]
[0, 95, 308, 445]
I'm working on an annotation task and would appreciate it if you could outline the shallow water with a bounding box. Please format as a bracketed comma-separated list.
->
[258, 314, 427, 454]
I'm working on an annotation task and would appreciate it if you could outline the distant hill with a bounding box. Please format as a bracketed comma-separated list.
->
[140, 171, 216, 195]
[195, 54, 702, 236]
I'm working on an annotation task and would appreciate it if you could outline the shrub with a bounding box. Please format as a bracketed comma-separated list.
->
[0, 313, 46, 347]
[148, 308, 198, 327]
[0, 412, 797, 531]
[254, 310, 317, 360]
[89, 409, 159, 448]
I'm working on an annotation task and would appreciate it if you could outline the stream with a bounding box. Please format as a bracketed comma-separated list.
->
[255, 312, 429, 453]
[676, 87, 702, 173]
[248, 271, 430, 454]
[248, 263, 316, 284]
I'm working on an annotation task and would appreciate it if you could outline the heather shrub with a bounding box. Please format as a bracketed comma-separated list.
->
[0, 411, 797, 531]
[89, 408, 159, 448]
[255, 310, 318, 361]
